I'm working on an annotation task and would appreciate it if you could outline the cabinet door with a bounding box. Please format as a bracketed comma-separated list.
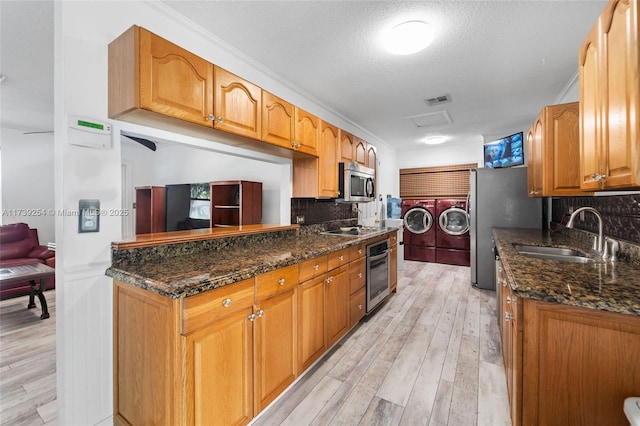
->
[262, 91, 294, 149]
[214, 66, 262, 140]
[579, 20, 602, 191]
[600, 0, 640, 189]
[294, 107, 319, 156]
[318, 121, 339, 198]
[389, 243, 398, 293]
[354, 137, 367, 166]
[139, 27, 214, 127]
[339, 130, 355, 163]
[349, 286, 366, 328]
[325, 265, 349, 348]
[528, 118, 544, 197]
[183, 307, 254, 426]
[543, 103, 582, 195]
[366, 143, 377, 171]
[254, 288, 297, 412]
[298, 276, 326, 371]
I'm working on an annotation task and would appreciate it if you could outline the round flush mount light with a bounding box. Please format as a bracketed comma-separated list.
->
[424, 136, 446, 145]
[380, 20, 434, 55]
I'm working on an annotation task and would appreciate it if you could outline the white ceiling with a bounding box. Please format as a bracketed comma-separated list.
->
[1, 1, 607, 152]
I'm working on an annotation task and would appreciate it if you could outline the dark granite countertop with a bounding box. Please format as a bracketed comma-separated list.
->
[106, 227, 398, 299]
[492, 228, 640, 316]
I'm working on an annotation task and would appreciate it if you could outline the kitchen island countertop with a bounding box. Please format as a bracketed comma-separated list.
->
[492, 228, 640, 316]
[106, 226, 398, 299]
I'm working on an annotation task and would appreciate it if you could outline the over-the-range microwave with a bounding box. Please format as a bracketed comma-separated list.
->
[338, 162, 375, 202]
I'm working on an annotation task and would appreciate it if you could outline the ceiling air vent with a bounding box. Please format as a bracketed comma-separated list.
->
[425, 94, 451, 106]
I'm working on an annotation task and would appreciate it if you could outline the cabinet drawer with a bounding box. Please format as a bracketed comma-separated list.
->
[349, 243, 365, 261]
[299, 255, 328, 282]
[349, 257, 366, 294]
[328, 248, 350, 270]
[255, 264, 298, 301]
[349, 286, 366, 328]
[181, 278, 254, 334]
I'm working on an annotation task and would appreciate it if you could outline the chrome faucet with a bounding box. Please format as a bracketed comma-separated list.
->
[566, 207, 604, 255]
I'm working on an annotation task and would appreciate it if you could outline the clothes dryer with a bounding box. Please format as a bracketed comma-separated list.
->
[435, 198, 470, 266]
[401, 199, 436, 262]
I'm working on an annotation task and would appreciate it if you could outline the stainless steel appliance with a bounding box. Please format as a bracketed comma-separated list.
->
[469, 168, 542, 290]
[338, 162, 375, 202]
[366, 238, 390, 313]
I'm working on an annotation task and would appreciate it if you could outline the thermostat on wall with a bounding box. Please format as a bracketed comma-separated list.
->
[68, 116, 112, 149]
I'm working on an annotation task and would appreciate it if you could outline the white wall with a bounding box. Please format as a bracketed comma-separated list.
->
[397, 141, 484, 170]
[0, 127, 55, 244]
[55, 1, 397, 424]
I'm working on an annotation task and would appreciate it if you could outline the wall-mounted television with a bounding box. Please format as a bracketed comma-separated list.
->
[483, 131, 524, 168]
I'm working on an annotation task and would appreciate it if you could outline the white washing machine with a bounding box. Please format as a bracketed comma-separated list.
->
[385, 218, 404, 271]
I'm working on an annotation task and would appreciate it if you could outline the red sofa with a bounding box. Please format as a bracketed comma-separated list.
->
[0, 223, 55, 299]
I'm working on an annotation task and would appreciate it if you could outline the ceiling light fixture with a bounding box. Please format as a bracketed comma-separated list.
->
[380, 20, 434, 55]
[424, 136, 446, 145]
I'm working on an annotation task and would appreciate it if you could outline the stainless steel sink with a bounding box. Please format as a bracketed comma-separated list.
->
[513, 245, 600, 264]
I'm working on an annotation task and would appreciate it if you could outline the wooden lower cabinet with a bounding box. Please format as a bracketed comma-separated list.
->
[522, 300, 640, 426]
[497, 270, 640, 426]
[389, 241, 398, 293]
[325, 265, 350, 348]
[349, 286, 366, 328]
[183, 307, 254, 426]
[254, 288, 297, 412]
[298, 275, 326, 371]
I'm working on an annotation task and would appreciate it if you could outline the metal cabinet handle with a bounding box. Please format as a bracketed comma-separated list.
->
[506, 296, 512, 304]
[358, 249, 362, 254]
[358, 272, 362, 278]
[248, 313, 256, 321]
[222, 298, 231, 307]
[339, 255, 344, 261]
[505, 312, 513, 321]
[313, 264, 319, 271]
[357, 304, 362, 310]
[216, 117, 223, 123]
[256, 309, 264, 317]
[207, 113, 214, 121]
[278, 278, 285, 286]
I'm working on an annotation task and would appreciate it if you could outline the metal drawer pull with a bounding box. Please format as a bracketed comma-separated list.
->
[256, 310, 264, 317]
[278, 278, 285, 286]
[314, 264, 319, 270]
[358, 273, 362, 278]
[505, 312, 513, 321]
[248, 313, 256, 321]
[339, 255, 344, 261]
[222, 298, 232, 307]
[358, 249, 362, 254]
[506, 296, 512, 304]
[358, 304, 362, 310]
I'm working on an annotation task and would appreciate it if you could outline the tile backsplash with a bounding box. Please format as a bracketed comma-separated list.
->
[551, 194, 640, 244]
[291, 198, 357, 225]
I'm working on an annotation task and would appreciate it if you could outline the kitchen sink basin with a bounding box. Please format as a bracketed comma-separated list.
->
[513, 244, 600, 264]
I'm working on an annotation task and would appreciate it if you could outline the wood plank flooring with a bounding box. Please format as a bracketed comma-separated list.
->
[253, 261, 510, 426]
[0, 290, 56, 426]
[0, 261, 509, 426]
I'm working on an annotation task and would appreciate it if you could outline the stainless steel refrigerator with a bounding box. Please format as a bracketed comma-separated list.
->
[469, 167, 542, 290]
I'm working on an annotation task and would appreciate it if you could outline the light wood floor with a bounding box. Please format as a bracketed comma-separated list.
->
[253, 261, 510, 426]
[0, 289, 56, 426]
[0, 261, 509, 426]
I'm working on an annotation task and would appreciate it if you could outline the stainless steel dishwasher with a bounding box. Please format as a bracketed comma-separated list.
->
[366, 238, 390, 313]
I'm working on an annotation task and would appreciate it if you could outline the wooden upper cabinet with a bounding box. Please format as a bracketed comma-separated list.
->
[293, 107, 319, 156]
[339, 130, 355, 163]
[108, 25, 214, 126]
[318, 121, 339, 198]
[261, 91, 294, 149]
[213, 66, 262, 140]
[366, 143, 377, 171]
[354, 137, 367, 166]
[527, 102, 588, 197]
[580, 0, 640, 190]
